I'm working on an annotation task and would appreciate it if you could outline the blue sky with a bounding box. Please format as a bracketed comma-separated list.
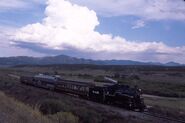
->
[0, 2, 45, 26]
[0, 0, 185, 63]
[97, 16, 185, 46]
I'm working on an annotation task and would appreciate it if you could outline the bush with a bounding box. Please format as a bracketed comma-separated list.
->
[0, 91, 51, 123]
[38, 99, 66, 115]
[38, 99, 103, 123]
[72, 107, 102, 123]
[50, 112, 79, 123]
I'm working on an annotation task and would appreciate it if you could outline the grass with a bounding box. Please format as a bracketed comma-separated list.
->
[49, 112, 79, 123]
[0, 91, 51, 123]
[145, 96, 185, 120]
[119, 79, 185, 97]
[37, 98, 152, 123]
[38, 99, 118, 123]
[145, 97, 185, 111]
[0, 91, 107, 123]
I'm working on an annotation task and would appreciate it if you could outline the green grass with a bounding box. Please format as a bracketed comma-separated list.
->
[145, 96, 185, 120]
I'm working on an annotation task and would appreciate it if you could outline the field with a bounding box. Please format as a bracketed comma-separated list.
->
[11, 64, 185, 97]
[0, 65, 185, 123]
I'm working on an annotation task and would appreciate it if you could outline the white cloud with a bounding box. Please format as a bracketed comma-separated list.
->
[0, 26, 45, 57]
[69, 0, 185, 21]
[0, 0, 28, 10]
[132, 20, 145, 29]
[11, 0, 185, 63]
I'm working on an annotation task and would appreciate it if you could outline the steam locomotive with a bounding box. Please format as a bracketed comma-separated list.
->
[20, 74, 145, 111]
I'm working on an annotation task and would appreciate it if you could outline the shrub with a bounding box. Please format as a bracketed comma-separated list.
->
[71, 107, 103, 123]
[38, 99, 66, 115]
[0, 91, 51, 123]
[50, 112, 79, 123]
[38, 99, 103, 123]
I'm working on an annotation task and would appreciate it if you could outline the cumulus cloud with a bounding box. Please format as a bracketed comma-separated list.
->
[11, 0, 185, 63]
[0, 26, 45, 57]
[69, 0, 185, 28]
[69, 0, 185, 21]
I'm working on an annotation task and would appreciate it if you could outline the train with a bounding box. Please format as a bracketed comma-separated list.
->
[20, 74, 146, 111]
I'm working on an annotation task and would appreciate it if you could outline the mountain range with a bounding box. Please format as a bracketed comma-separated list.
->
[0, 55, 183, 66]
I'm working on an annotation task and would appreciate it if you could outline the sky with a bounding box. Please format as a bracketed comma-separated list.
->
[0, 0, 185, 63]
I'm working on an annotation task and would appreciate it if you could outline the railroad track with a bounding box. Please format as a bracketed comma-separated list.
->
[143, 112, 185, 123]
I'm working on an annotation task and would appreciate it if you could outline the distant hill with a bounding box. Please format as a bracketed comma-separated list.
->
[165, 62, 182, 66]
[0, 55, 183, 66]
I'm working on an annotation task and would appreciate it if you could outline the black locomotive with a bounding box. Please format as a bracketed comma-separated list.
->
[20, 74, 145, 111]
